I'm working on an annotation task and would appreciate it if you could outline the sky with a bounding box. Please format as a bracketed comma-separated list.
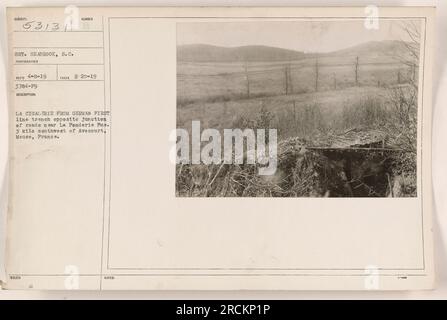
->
[177, 19, 422, 53]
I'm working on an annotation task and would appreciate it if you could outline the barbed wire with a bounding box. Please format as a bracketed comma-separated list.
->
[177, 61, 410, 79]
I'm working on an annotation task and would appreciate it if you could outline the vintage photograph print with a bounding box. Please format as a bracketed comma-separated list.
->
[175, 19, 422, 198]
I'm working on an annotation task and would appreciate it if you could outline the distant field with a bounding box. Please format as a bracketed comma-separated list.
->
[177, 57, 414, 104]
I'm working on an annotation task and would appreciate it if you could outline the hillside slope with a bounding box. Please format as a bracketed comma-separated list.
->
[177, 44, 306, 62]
[177, 40, 415, 63]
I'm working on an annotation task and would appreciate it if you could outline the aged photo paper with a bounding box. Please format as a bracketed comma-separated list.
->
[2, 6, 435, 290]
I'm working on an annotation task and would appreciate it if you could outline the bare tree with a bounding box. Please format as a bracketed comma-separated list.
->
[399, 20, 421, 64]
[387, 86, 418, 154]
[397, 20, 421, 88]
[381, 20, 421, 194]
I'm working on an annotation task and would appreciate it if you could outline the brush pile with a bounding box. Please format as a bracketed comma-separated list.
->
[176, 126, 416, 197]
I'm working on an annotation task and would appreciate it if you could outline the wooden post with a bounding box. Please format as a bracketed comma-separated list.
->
[315, 57, 319, 92]
[287, 64, 293, 94]
[355, 56, 359, 86]
[284, 64, 290, 95]
[333, 72, 337, 90]
[244, 62, 250, 98]
[222, 101, 228, 118]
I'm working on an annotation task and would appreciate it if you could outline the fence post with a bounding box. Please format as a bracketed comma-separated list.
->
[284, 64, 291, 95]
[315, 57, 319, 92]
[289, 64, 293, 94]
[222, 101, 228, 118]
[244, 62, 250, 98]
[355, 56, 359, 86]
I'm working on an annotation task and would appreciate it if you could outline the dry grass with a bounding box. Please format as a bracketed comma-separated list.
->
[176, 61, 418, 198]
